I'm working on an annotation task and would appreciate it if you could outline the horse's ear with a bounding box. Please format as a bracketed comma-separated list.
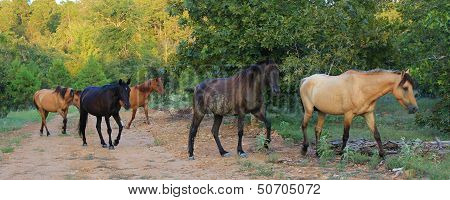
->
[126, 78, 131, 85]
[405, 69, 410, 74]
[70, 89, 74, 97]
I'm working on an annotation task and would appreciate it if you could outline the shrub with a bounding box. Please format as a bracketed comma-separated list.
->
[73, 56, 109, 90]
[47, 59, 72, 88]
[7, 67, 41, 108]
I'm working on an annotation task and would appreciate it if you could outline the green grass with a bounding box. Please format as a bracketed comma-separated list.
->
[238, 159, 275, 178]
[0, 107, 78, 133]
[270, 95, 447, 143]
[0, 146, 14, 153]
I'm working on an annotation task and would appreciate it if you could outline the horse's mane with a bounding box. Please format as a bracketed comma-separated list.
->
[136, 80, 152, 92]
[353, 68, 416, 88]
[54, 86, 67, 99]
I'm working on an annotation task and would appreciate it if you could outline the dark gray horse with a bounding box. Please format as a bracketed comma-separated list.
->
[188, 61, 281, 160]
[78, 79, 131, 149]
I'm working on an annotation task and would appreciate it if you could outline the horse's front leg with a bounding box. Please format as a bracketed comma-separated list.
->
[252, 110, 271, 149]
[105, 116, 114, 150]
[340, 113, 354, 154]
[112, 113, 123, 147]
[364, 112, 385, 158]
[237, 115, 247, 158]
[57, 109, 67, 134]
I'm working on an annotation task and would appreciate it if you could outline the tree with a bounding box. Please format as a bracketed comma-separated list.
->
[7, 66, 42, 109]
[47, 59, 72, 88]
[73, 56, 109, 90]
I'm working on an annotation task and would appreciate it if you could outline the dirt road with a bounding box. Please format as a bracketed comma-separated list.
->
[0, 109, 390, 180]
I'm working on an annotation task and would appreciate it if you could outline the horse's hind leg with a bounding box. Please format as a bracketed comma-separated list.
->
[37, 109, 44, 136]
[211, 115, 229, 157]
[364, 112, 385, 158]
[96, 116, 107, 148]
[314, 112, 326, 156]
[112, 113, 123, 147]
[237, 115, 247, 158]
[252, 111, 271, 149]
[105, 116, 114, 150]
[188, 112, 204, 160]
[301, 109, 313, 156]
[43, 111, 50, 136]
[126, 108, 137, 129]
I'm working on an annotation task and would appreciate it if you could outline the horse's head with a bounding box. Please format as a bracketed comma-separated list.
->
[263, 61, 281, 96]
[118, 79, 131, 110]
[72, 90, 81, 109]
[392, 69, 418, 114]
[56, 86, 76, 103]
[151, 77, 165, 94]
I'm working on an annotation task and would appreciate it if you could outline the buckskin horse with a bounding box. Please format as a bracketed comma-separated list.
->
[126, 77, 165, 129]
[188, 61, 281, 160]
[78, 79, 131, 149]
[299, 69, 419, 157]
[33, 86, 76, 136]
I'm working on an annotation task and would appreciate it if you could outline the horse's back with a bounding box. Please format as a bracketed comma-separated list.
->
[80, 86, 120, 116]
[300, 73, 355, 114]
[34, 89, 61, 112]
[193, 78, 237, 115]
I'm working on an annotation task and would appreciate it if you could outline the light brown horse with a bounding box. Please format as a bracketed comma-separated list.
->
[33, 86, 77, 136]
[126, 77, 164, 129]
[299, 69, 418, 157]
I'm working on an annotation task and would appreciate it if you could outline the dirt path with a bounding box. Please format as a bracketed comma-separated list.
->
[0, 109, 392, 180]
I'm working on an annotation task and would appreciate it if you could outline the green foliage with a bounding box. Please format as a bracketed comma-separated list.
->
[415, 96, 449, 133]
[341, 147, 371, 165]
[73, 56, 109, 89]
[255, 134, 267, 152]
[47, 59, 72, 88]
[317, 130, 335, 163]
[7, 67, 41, 108]
[385, 138, 449, 180]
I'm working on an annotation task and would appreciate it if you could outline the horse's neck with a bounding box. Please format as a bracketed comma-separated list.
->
[358, 73, 399, 102]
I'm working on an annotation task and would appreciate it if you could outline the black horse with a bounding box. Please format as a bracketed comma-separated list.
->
[78, 79, 131, 149]
[188, 61, 281, 160]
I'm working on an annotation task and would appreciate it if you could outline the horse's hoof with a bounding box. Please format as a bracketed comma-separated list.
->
[109, 145, 115, 150]
[102, 144, 108, 148]
[221, 152, 231, 157]
[188, 156, 195, 161]
[239, 152, 248, 158]
[113, 140, 119, 146]
[82, 143, 88, 147]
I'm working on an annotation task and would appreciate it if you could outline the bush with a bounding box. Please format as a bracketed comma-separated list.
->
[415, 96, 449, 133]
[7, 67, 41, 108]
[47, 59, 72, 88]
[317, 130, 335, 163]
[73, 56, 109, 90]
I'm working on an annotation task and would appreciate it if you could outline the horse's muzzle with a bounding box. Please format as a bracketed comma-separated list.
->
[408, 105, 418, 114]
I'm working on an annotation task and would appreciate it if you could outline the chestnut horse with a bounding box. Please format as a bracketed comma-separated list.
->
[126, 77, 164, 129]
[188, 61, 280, 160]
[299, 69, 419, 157]
[33, 86, 76, 136]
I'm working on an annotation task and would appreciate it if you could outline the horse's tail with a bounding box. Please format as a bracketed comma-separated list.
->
[78, 109, 88, 137]
[298, 78, 306, 113]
